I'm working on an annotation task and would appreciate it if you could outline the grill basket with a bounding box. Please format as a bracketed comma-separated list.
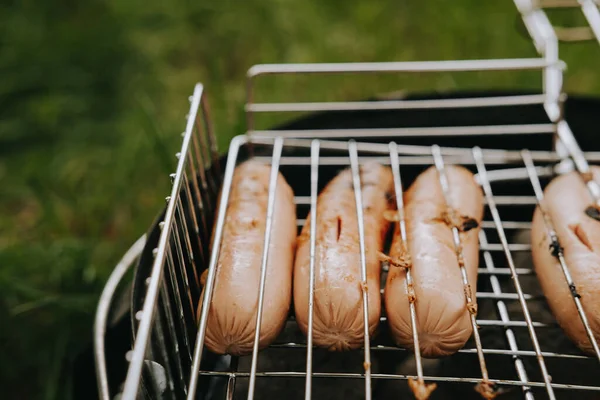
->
[93, 1, 600, 399]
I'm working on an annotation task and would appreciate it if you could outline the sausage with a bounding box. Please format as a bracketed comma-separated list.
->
[293, 163, 394, 351]
[531, 167, 600, 354]
[385, 166, 484, 358]
[198, 160, 297, 355]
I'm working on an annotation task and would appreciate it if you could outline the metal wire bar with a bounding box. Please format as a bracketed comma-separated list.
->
[555, 121, 600, 205]
[249, 136, 600, 163]
[157, 276, 187, 397]
[188, 135, 247, 400]
[479, 229, 534, 400]
[151, 302, 177, 399]
[304, 139, 319, 400]
[189, 131, 215, 216]
[171, 199, 196, 319]
[258, 156, 549, 167]
[293, 195, 538, 206]
[388, 142, 430, 394]
[181, 171, 206, 259]
[194, 100, 220, 203]
[431, 145, 493, 396]
[183, 155, 210, 256]
[163, 236, 193, 361]
[297, 218, 532, 230]
[522, 149, 600, 362]
[581, 0, 600, 44]
[247, 137, 285, 400]
[195, 370, 600, 392]
[268, 343, 588, 360]
[175, 195, 200, 296]
[249, 123, 555, 140]
[247, 58, 564, 77]
[348, 140, 373, 400]
[226, 357, 239, 400]
[473, 146, 556, 400]
[245, 57, 563, 130]
[94, 235, 146, 400]
[199, 93, 222, 186]
[245, 94, 546, 113]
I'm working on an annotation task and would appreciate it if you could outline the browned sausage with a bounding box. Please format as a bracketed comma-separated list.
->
[531, 167, 600, 354]
[293, 163, 394, 351]
[198, 160, 297, 355]
[385, 166, 484, 357]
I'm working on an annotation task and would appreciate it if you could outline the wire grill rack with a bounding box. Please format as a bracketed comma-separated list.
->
[94, 1, 600, 399]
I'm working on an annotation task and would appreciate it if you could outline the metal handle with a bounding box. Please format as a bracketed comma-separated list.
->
[94, 235, 147, 400]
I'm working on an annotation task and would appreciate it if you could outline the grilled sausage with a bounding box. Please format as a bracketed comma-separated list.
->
[293, 163, 394, 351]
[385, 166, 484, 357]
[531, 167, 600, 354]
[198, 160, 297, 355]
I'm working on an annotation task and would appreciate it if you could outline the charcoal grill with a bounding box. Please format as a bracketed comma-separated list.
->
[92, 1, 600, 399]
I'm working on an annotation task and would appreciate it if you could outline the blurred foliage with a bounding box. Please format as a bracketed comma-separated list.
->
[0, 0, 599, 398]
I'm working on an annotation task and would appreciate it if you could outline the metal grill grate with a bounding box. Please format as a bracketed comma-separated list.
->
[185, 135, 600, 400]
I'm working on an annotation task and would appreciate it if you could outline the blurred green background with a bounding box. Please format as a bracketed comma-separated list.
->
[1, 0, 599, 398]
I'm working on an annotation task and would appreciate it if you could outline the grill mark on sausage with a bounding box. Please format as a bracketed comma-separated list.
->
[549, 240, 563, 257]
[336, 216, 342, 242]
[461, 218, 479, 232]
[569, 223, 594, 252]
[585, 205, 600, 222]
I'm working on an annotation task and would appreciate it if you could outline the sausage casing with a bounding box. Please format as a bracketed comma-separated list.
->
[385, 166, 484, 357]
[199, 160, 297, 355]
[294, 163, 394, 351]
[531, 167, 600, 353]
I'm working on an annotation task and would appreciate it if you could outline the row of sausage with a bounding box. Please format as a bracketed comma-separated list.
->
[197, 160, 600, 358]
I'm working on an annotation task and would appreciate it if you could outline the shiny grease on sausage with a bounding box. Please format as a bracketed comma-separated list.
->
[385, 166, 484, 358]
[198, 160, 297, 355]
[294, 163, 395, 351]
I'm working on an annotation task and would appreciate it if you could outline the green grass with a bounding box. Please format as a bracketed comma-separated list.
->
[1, 0, 599, 398]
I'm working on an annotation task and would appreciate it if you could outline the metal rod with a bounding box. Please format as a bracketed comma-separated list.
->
[388, 142, 429, 393]
[348, 140, 373, 400]
[187, 135, 247, 400]
[431, 145, 493, 395]
[479, 230, 534, 400]
[248, 135, 600, 162]
[247, 58, 564, 77]
[245, 94, 546, 113]
[172, 198, 196, 319]
[556, 121, 600, 204]
[293, 195, 538, 206]
[522, 149, 600, 362]
[249, 123, 555, 139]
[304, 140, 319, 400]
[152, 302, 178, 398]
[255, 156, 544, 167]
[200, 94, 221, 186]
[190, 131, 214, 215]
[185, 153, 210, 248]
[158, 279, 187, 396]
[297, 218, 531, 230]
[195, 371, 600, 392]
[122, 84, 205, 400]
[247, 137, 285, 400]
[175, 191, 200, 295]
[94, 235, 146, 400]
[226, 357, 239, 400]
[581, 0, 600, 44]
[473, 146, 556, 400]
[164, 245, 192, 361]
[268, 343, 589, 360]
